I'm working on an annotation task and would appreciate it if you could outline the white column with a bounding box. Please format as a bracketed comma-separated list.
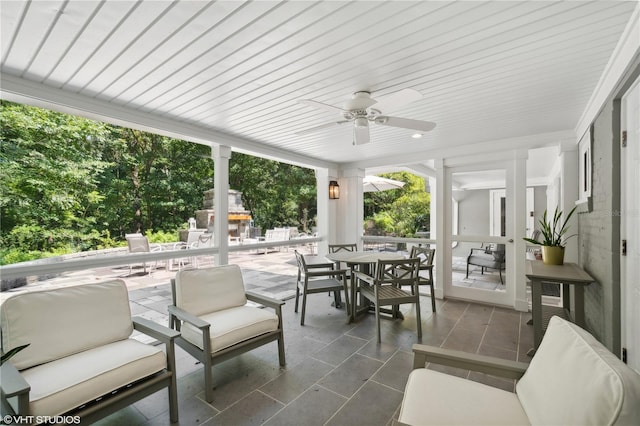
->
[429, 177, 437, 242]
[337, 168, 365, 249]
[560, 139, 579, 263]
[315, 168, 338, 257]
[434, 159, 447, 300]
[510, 150, 529, 312]
[213, 145, 231, 265]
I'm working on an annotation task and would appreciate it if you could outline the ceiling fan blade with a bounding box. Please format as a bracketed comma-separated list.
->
[373, 88, 422, 113]
[298, 99, 344, 113]
[374, 116, 436, 132]
[295, 120, 350, 136]
[353, 124, 370, 145]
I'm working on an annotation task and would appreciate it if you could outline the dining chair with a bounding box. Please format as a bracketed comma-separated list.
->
[407, 246, 436, 312]
[294, 250, 349, 325]
[354, 258, 422, 343]
[327, 244, 358, 299]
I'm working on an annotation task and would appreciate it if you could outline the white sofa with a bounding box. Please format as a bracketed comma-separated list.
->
[1, 280, 179, 423]
[400, 316, 640, 425]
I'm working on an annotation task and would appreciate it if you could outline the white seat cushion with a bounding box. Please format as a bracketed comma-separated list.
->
[175, 265, 247, 316]
[399, 368, 530, 426]
[1, 280, 133, 370]
[21, 339, 166, 417]
[516, 316, 640, 425]
[181, 305, 279, 353]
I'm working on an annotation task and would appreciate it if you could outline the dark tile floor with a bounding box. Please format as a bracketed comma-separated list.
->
[98, 290, 533, 426]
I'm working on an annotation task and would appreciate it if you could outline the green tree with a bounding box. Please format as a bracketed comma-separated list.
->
[365, 172, 430, 237]
[229, 153, 316, 232]
[1, 101, 111, 252]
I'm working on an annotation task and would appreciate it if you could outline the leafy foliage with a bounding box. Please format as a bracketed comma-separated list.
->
[1, 101, 318, 263]
[364, 172, 430, 237]
[523, 206, 577, 247]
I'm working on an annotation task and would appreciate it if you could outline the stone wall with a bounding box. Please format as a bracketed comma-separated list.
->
[577, 98, 622, 353]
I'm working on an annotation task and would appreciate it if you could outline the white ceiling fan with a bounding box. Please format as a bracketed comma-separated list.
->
[296, 88, 436, 145]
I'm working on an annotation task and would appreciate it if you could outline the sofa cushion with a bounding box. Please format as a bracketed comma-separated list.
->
[20, 339, 166, 417]
[516, 316, 640, 425]
[1, 280, 133, 370]
[399, 368, 529, 425]
[181, 305, 278, 353]
[175, 265, 247, 316]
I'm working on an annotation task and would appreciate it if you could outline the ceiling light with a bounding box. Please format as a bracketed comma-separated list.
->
[354, 117, 369, 128]
[412, 133, 423, 139]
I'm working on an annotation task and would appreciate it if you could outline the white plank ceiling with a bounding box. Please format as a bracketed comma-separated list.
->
[1, 0, 638, 171]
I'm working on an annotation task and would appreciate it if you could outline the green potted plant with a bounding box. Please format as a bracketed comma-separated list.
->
[523, 206, 577, 265]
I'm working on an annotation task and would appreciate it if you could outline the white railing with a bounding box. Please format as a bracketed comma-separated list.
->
[361, 235, 436, 251]
[0, 236, 323, 281]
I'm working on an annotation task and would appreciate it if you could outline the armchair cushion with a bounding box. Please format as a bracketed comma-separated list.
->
[175, 265, 247, 316]
[21, 339, 165, 417]
[401, 368, 529, 425]
[516, 316, 640, 425]
[1, 281, 133, 370]
[181, 305, 279, 353]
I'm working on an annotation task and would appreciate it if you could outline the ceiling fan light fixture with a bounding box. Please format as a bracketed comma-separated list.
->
[354, 117, 369, 128]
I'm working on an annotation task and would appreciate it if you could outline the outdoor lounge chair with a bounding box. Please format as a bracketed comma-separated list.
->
[168, 265, 285, 403]
[0, 280, 179, 423]
[126, 233, 162, 275]
[399, 315, 640, 425]
[466, 243, 506, 284]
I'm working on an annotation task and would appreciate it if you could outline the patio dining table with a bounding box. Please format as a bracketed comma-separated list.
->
[325, 251, 404, 322]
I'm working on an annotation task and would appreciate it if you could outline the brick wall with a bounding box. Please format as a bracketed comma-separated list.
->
[577, 98, 621, 353]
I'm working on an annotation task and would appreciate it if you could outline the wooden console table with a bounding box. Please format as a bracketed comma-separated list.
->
[526, 260, 594, 353]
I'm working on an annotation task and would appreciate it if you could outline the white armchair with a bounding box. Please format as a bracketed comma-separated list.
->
[168, 265, 285, 402]
[399, 316, 640, 425]
[1, 280, 179, 423]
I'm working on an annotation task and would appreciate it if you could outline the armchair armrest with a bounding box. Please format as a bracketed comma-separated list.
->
[305, 262, 336, 269]
[133, 317, 180, 343]
[352, 270, 375, 285]
[1, 362, 30, 415]
[246, 291, 285, 309]
[468, 248, 487, 255]
[412, 344, 529, 380]
[167, 305, 210, 330]
[306, 269, 347, 278]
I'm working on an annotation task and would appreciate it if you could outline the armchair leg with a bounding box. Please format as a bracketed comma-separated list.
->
[204, 357, 214, 403]
[375, 304, 381, 343]
[333, 290, 342, 309]
[278, 331, 286, 366]
[300, 292, 308, 326]
[430, 283, 436, 312]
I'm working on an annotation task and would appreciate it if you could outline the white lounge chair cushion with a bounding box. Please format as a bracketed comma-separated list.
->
[399, 368, 529, 425]
[516, 316, 640, 425]
[1, 280, 133, 370]
[21, 339, 166, 417]
[175, 265, 247, 316]
[181, 305, 279, 353]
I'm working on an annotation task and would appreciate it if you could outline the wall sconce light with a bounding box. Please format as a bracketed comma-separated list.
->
[329, 180, 340, 199]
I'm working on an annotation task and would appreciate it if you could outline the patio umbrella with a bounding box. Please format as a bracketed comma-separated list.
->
[363, 175, 405, 192]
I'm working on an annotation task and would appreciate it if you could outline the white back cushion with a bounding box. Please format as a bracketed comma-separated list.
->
[1, 280, 133, 370]
[175, 265, 247, 316]
[516, 316, 640, 425]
